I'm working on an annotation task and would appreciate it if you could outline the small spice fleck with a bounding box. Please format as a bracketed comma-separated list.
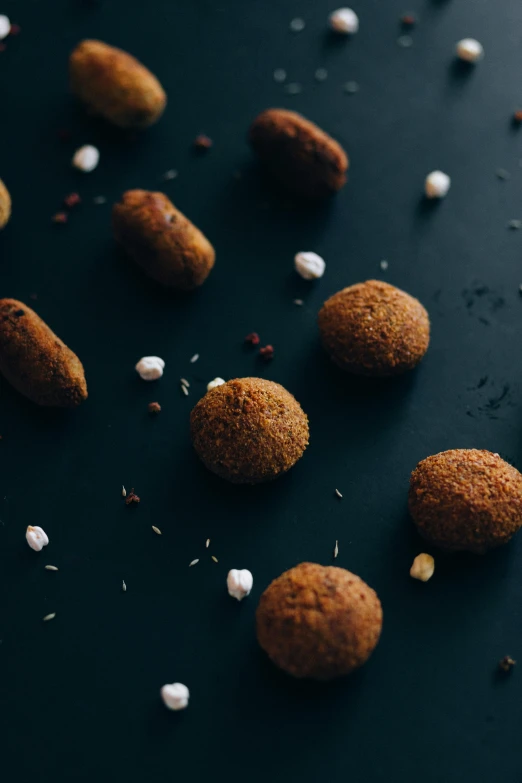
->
[334, 540, 339, 558]
[189, 559, 199, 567]
[45, 565, 59, 571]
[335, 489, 343, 498]
[52, 212, 68, 224]
[57, 128, 72, 142]
[122, 486, 127, 497]
[63, 192, 81, 208]
[259, 345, 275, 361]
[284, 82, 303, 95]
[148, 401, 161, 414]
[343, 81, 360, 94]
[273, 68, 287, 83]
[513, 111, 522, 124]
[499, 655, 516, 673]
[315, 68, 328, 82]
[9, 23, 20, 36]
[293, 299, 304, 306]
[508, 220, 522, 230]
[152, 526, 162, 536]
[380, 260, 389, 271]
[181, 384, 189, 397]
[397, 35, 413, 48]
[206, 538, 210, 548]
[289, 17, 305, 32]
[0, 43, 6, 52]
[401, 14, 416, 26]
[194, 134, 213, 150]
[122, 580, 127, 592]
[496, 168, 510, 181]
[29, 293, 38, 300]
[93, 196, 107, 205]
[43, 613, 56, 622]
[190, 354, 199, 364]
[245, 332, 260, 346]
[162, 169, 178, 181]
[211, 555, 218, 563]
[125, 488, 140, 505]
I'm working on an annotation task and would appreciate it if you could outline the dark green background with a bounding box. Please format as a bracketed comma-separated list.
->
[1, 0, 522, 780]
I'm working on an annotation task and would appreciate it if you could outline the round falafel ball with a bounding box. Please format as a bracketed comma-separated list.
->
[409, 449, 522, 553]
[318, 280, 430, 376]
[0, 179, 11, 229]
[256, 563, 382, 680]
[190, 377, 309, 484]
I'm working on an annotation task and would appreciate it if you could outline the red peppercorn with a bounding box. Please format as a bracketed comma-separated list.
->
[245, 332, 260, 346]
[194, 134, 213, 150]
[401, 14, 416, 26]
[52, 212, 68, 224]
[9, 23, 20, 36]
[259, 345, 274, 361]
[64, 192, 81, 208]
[514, 111, 522, 123]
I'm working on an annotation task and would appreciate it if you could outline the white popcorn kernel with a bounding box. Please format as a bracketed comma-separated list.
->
[0, 15, 10, 40]
[135, 356, 165, 381]
[161, 682, 189, 711]
[227, 569, 253, 601]
[329, 8, 359, 34]
[72, 145, 100, 173]
[410, 553, 435, 582]
[207, 377, 225, 391]
[456, 38, 483, 63]
[26, 525, 49, 552]
[294, 251, 326, 280]
[425, 170, 451, 199]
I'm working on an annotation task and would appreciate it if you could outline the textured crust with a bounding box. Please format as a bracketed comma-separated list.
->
[318, 280, 430, 376]
[0, 179, 11, 229]
[0, 299, 87, 407]
[256, 563, 382, 680]
[249, 108, 348, 199]
[69, 40, 166, 129]
[112, 190, 215, 290]
[409, 449, 522, 553]
[190, 377, 309, 484]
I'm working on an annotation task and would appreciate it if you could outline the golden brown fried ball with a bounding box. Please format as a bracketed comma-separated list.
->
[318, 280, 430, 376]
[70, 40, 166, 129]
[190, 377, 309, 484]
[0, 299, 87, 407]
[256, 563, 383, 680]
[409, 449, 522, 554]
[112, 190, 215, 291]
[0, 179, 11, 228]
[249, 108, 348, 199]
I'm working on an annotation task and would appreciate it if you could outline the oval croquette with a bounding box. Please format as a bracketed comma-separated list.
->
[409, 449, 522, 553]
[190, 377, 309, 484]
[318, 280, 430, 376]
[256, 563, 383, 680]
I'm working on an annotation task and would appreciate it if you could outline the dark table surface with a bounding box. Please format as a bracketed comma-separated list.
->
[2, 1, 522, 781]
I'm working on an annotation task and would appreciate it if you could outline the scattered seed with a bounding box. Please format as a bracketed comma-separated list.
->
[315, 68, 328, 82]
[508, 220, 522, 230]
[194, 135, 213, 150]
[380, 260, 389, 270]
[284, 82, 303, 95]
[499, 655, 516, 673]
[93, 196, 107, 205]
[43, 613, 56, 622]
[259, 345, 275, 361]
[122, 486, 127, 497]
[496, 168, 511, 180]
[190, 354, 199, 364]
[152, 526, 162, 535]
[122, 580, 127, 592]
[45, 565, 59, 571]
[181, 384, 189, 397]
[334, 540, 339, 558]
[289, 17, 305, 32]
[343, 81, 360, 94]
[206, 538, 210, 548]
[335, 488, 343, 498]
[180, 378, 190, 387]
[397, 35, 413, 48]
[163, 169, 178, 181]
[189, 559, 200, 567]
[245, 332, 260, 346]
[52, 212, 68, 224]
[211, 556, 219, 563]
[293, 299, 304, 306]
[273, 68, 287, 83]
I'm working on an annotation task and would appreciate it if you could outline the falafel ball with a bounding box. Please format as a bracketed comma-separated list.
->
[0, 179, 11, 229]
[190, 377, 309, 484]
[256, 563, 382, 680]
[409, 449, 522, 553]
[318, 280, 430, 376]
